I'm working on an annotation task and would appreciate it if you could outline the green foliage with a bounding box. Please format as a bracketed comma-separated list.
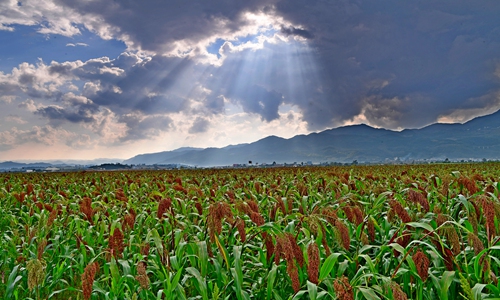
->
[0, 163, 499, 299]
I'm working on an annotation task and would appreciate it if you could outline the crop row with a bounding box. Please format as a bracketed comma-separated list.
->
[0, 163, 499, 299]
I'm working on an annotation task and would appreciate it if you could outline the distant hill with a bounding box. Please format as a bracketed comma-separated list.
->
[0, 161, 52, 169]
[124, 147, 204, 165]
[123, 109, 500, 166]
[0, 158, 122, 170]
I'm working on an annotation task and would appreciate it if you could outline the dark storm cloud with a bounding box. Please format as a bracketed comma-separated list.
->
[117, 114, 173, 142]
[203, 94, 225, 115]
[271, 0, 500, 129]
[280, 26, 314, 39]
[18, 73, 39, 88]
[231, 85, 283, 122]
[26, 53, 200, 141]
[0, 81, 19, 95]
[136, 0, 496, 130]
[35, 105, 96, 124]
[7, 0, 500, 139]
[53, 0, 280, 53]
[188, 117, 210, 134]
[76, 54, 193, 115]
[48, 61, 77, 76]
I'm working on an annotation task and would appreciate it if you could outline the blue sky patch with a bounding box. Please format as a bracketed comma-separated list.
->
[0, 25, 126, 72]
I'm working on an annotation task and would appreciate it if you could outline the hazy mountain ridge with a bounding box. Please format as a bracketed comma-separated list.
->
[123, 110, 500, 166]
[4, 112, 498, 169]
[0, 158, 122, 170]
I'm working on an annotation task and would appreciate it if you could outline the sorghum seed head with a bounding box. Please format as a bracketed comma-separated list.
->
[467, 233, 484, 255]
[27, 259, 45, 291]
[367, 218, 375, 242]
[333, 276, 354, 300]
[277, 198, 286, 215]
[408, 189, 430, 212]
[247, 200, 259, 213]
[264, 234, 275, 263]
[286, 233, 304, 267]
[307, 242, 320, 284]
[141, 243, 150, 258]
[391, 282, 408, 300]
[352, 206, 364, 226]
[445, 226, 461, 256]
[321, 207, 338, 225]
[413, 250, 430, 282]
[389, 199, 412, 223]
[483, 200, 496, 240]
[82, 262, 99, 300]
[235, 218, 246, 242]
[37, 238, 47, 260]
[334, 220, 350, 250]
[109, 228, 124, 258]
[195, 201, 203, 216]
[79, 197, 93, 224]
[343, 206, 355, 224]
[436, 213, 447, 227]
[135, 261, 150, 290]
[286, 260, 300, 293]
[157, 198, 172, 219]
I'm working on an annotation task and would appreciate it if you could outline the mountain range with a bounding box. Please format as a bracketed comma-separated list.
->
[124, 110, 500, 166]
[0, 158, 122, 170]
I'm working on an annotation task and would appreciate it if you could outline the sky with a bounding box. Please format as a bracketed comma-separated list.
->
[1, 0, 500, 161]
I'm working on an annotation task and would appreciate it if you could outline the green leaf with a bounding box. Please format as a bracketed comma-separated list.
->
[198, 241, 209, 277]
[307, 280, 318, 300]
[405, 222, 434, 232]
[119, 259, 131, 276]
[292, 290, 308, 299]
[232, 246, 247, 300]
[358, 287, 381, 300]
[171, 267, 183, 292]
[389, 243, 406, 257]
[359, 254, 376, 274]
[93, 282, 108, 296]
[214, 234, 230, 271]
[273, 289, 284, 300]
[358, 244, 379, 255]
[317, 291, 330, 299]
[430, 271, 455, 300]
[48, 287, 79, 298]
[6, 265, 22, 299]
[148, 228, 164, 255]
[157, 289, 164, 300]
[110, 256, 120, 281]
[472, 283, 487, 300]
[186, 267, 208, 300]
[473, 247, 493, 281]
[260, 222, 284, 234]
[337, 260, 348, 277]
[267, 264, 278, 300]
[319, 253, 341, 281]
[441, 271, 455, 292]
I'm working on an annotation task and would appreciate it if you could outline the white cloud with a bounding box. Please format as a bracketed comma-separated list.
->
[0, 125, 93, 148]
[18, 99, 39, 112]
[0, 0, 83, 36]
[99, 66, 124, 76]
[1, 0, 500, 160]
[0, 24, 15, 31]
[6, 115, 27, 124]
[437, 91, 500, 124]
[0, 95, 16, 103]
[66, 42, 89, 47]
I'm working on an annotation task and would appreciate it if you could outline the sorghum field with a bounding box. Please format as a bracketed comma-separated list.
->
[1, 163, 500, 300]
